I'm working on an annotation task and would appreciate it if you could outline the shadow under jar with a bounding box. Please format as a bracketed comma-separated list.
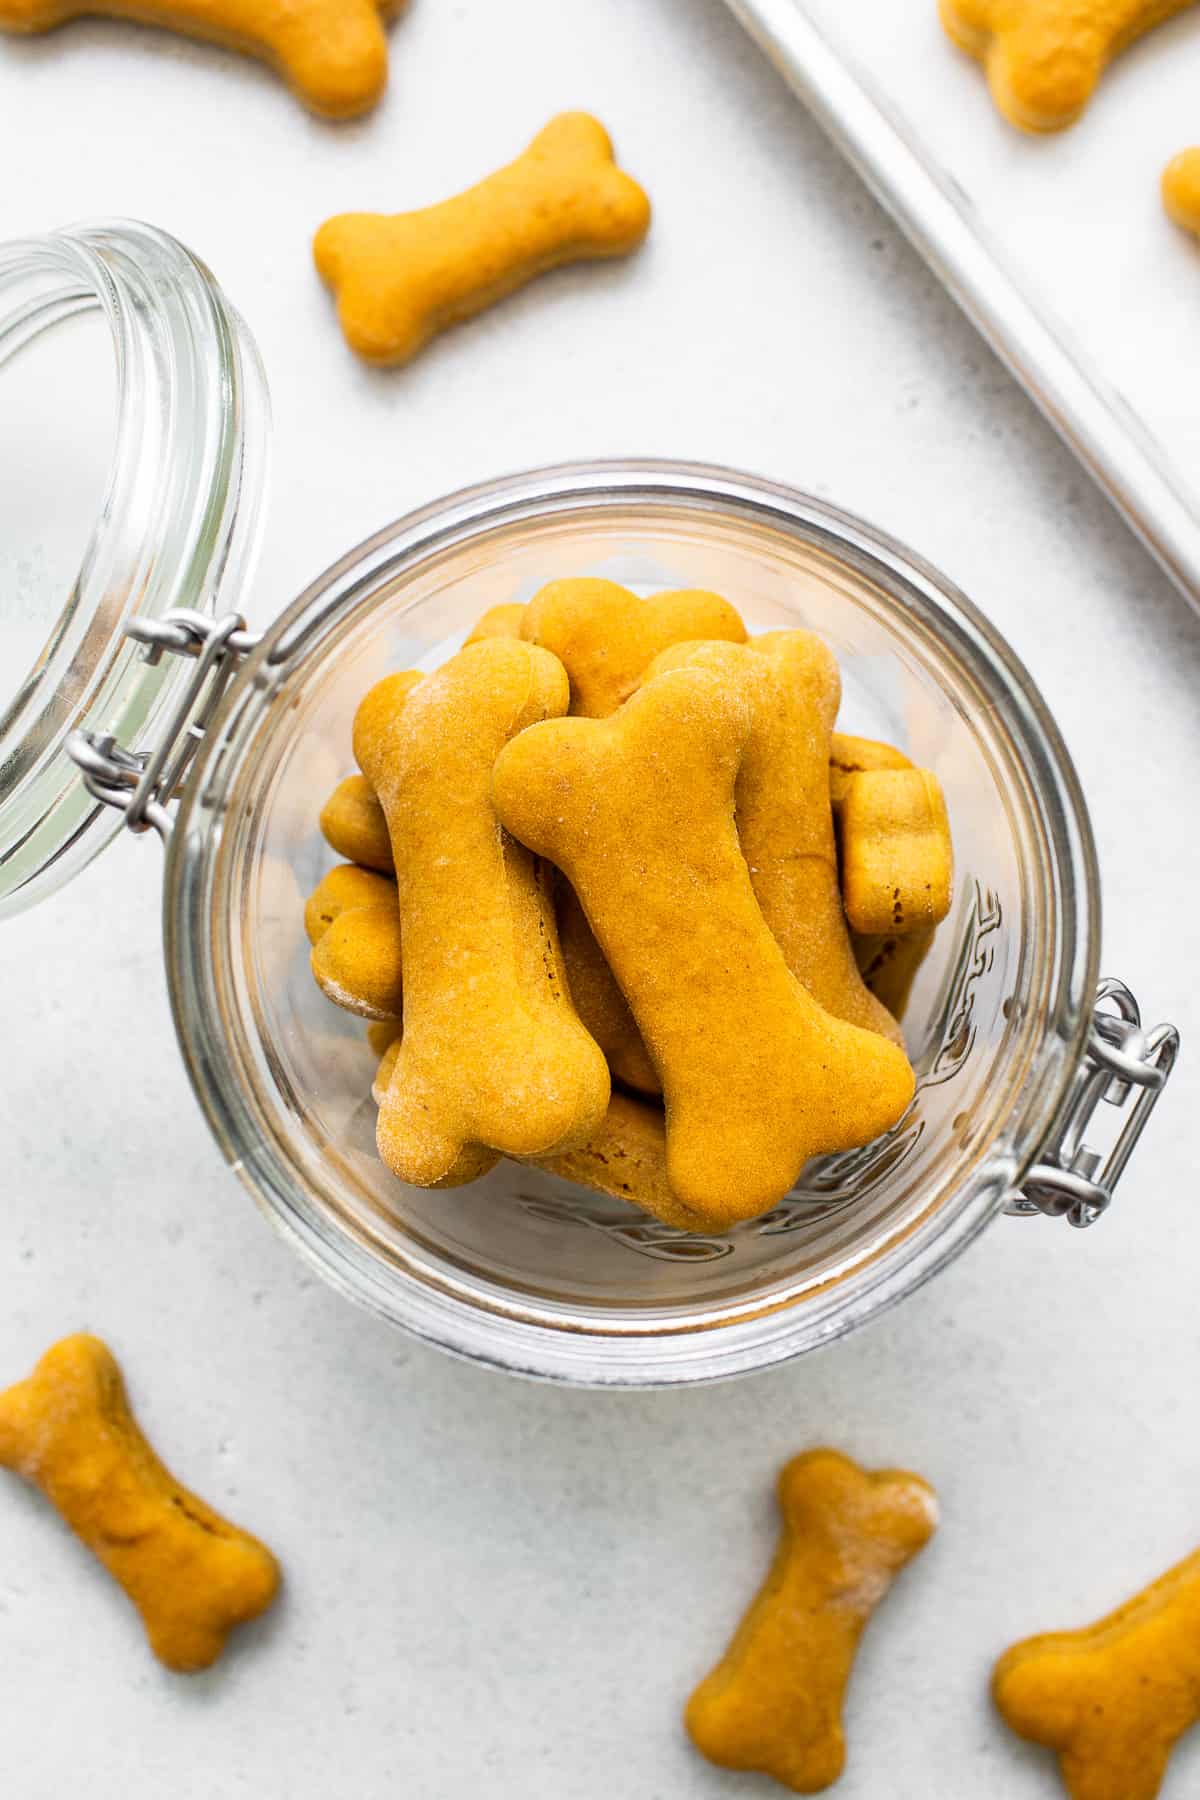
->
[0, 223, 1176, 1387]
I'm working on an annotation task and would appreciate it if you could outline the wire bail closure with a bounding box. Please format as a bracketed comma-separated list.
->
[66, 609, 261, 841]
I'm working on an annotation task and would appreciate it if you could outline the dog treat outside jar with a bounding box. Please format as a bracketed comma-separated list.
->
[0, 220, 1179, 1386]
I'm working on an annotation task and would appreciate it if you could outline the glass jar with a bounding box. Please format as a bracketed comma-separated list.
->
[0, 222, 1179, 1387]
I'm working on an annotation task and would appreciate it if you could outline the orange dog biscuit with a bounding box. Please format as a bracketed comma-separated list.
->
[323, 715, 886, 884]
[687, 1449, 937, 1792]
[370, 1055, 685, 1227]
[852, 925, 936, 1023]
[320, 774, 394, 872]
[829, 731, 914, 813]
[465, 603, 527, 645]
[645, 635, 902, 1045]
[557, 880, 660, 1096]
[367, 1017, 403, 1057]
[314, 113, 650, 367]
[533, 1091, 701, 1228]
[306, 856, 660, 1090]
[304, 861, 394, 945]
[372, 1032, 402, 1107]
[0, 0, 397, 117]
[0, 1335, 279, 1672]
[994, 1546, 1200, 1799]
[492, 666, 915, 1227]
[304, 863, 402, 1021]
[839, 768, 953, 938]
[355, 638, 610, 1186]
[1163, 148, 1200, 233]
[521, 577, 745, 717]
[939, 0, 1196, 132]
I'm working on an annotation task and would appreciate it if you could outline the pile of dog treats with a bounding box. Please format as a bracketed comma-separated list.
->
[305, 579, 953, 1232]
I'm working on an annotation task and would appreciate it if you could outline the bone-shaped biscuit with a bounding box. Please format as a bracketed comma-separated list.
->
[829, 735, 939, 1019]
[304, 857, 660, 1096]
[314, 113, 650, 367]
[318, 716, 887, 888]
[0, 0, 397, 117]
[994, 1546, 1200, 1799]
[533, 1091, 703, 1228]
[304, 861, 395, 946]
[1163, 147, 1200, 234]
[367, 1016, 403, 1058]
[354, 638, 610, 1186]
[939, 0, 1196, 131]
[521, 577, 746, 717]
[304, 851, 654, 1094]
[306, 864, 403, 1021]
[492, 666, 916, 1226]
[839, 768, 953, 938]
[370, 1041, 689, 1230]
[852, 924, 936, 1023]
[320, 773, 396, 872]
[556, 879, 660, 1097]
[464, 602, 527, 645]
[687, 1449, 938, 1792]
[829, 731, 914, 814]
[644, 635, 902, 1046]
[0, 1334, 279, 1672]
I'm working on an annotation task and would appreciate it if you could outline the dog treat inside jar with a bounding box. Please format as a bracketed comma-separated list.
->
[0, 221, 1177, 1386]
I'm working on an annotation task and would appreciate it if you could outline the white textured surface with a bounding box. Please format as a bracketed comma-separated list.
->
[3, 2, 1200, 1795]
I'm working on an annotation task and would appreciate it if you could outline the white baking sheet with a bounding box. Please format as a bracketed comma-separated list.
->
[797, 0, 1200, 493]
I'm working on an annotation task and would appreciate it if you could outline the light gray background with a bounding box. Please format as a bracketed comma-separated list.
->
[4, 1, 1200, 1795]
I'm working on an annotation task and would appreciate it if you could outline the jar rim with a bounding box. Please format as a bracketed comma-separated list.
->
[165, 459, 1101, 1385]
[0, 219, 270, 916]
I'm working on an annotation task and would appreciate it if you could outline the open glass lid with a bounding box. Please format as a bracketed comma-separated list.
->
[0, 221, 270, 917]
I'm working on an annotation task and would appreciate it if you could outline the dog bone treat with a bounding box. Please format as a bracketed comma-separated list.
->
[532, 1091, 705, 1228]
[492, 666, 915, 1226]
[354, 638, 610, 1186]
[1163, 148, 1200, 234]
[304, 861, 395, 945]
[312, 902, 404, 1021]
[829, 732, 913, 814]
[367, 1017, 403, 1057]
[645, 635, 902, 1046]
[320, 774, 394, 872]
[306, 857, 660, 1084]
[994, 1547, 1200, 1800]
[852, 925, 936, 1022]
[687, 1449, 938, 1792]
[372, 1032, 402, 1106]
[938, 0, 1196, 131]
[304, 864, 402, 1020]
[464, 602, 527, 645]
[0, 1334, 279, 1672]
[314, 113, 650, 366]
[521, 577, 746, 717]
[838, 768, 953, 938]
[557, 880, 661, 1096]
[0, 0, 397, 117]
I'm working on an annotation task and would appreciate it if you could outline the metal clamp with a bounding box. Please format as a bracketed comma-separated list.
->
[66, 608, 261, 841]
[1005, 978, 1179, 1228]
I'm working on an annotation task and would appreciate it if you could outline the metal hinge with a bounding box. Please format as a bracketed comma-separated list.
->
[1005, 978, 1179, 1228]
[67, 609, 261, 841]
